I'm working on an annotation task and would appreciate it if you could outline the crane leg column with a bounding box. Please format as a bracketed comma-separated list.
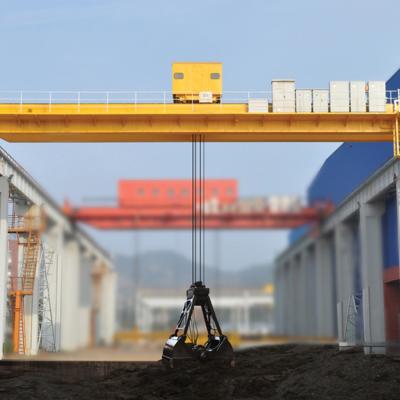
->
[0, 177, 9, 359]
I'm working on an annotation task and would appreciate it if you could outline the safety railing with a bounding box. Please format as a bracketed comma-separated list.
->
[8, 214, 44, 231]
[8, 276, 35, 293]
[0, 89, 398, 112]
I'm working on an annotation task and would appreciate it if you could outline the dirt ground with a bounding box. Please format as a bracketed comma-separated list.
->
[1, 344, 400, 400]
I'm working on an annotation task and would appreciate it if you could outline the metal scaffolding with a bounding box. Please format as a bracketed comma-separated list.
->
[36, 244, 57, 352]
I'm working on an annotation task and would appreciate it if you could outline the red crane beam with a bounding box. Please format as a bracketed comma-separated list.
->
[66, 205, 329, 230]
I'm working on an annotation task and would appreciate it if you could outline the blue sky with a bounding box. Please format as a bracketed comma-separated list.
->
[0, 0, 399, 270]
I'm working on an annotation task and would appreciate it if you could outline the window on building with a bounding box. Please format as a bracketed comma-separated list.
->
[167, 188, 175, 198]
[137, 188, 145, 197]
[152, 188, 159, 197]
[210, 73, 220, 80]
[174, 72, 184, 79]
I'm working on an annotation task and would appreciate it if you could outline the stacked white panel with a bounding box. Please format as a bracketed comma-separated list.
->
[312, 90, 329, 112]
[272, 80, 295, 112]
[368, 81, 386, 112]
[248, 98, 269, 113]
[296, 89, 312, 112]
[350, 81, 366, 112]
[330, 81, 350, 112]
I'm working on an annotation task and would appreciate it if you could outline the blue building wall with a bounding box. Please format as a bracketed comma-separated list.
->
[387, 68, 400, 91]
[307, 142, 393, 206]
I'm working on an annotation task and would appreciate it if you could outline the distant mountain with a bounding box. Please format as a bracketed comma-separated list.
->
[114, 250, 273, 290]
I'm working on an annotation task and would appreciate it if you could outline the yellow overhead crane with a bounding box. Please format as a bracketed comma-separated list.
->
[0, 62, 398, 148]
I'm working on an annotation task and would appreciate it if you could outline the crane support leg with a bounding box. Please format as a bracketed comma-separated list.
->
[394, 116, 400, 158]
[0, 177, 9, 359]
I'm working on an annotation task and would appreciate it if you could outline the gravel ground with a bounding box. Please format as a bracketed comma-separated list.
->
[1, 344, 400, 400]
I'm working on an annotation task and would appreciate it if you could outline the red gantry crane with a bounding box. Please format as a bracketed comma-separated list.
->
[64, 179, 332, 230]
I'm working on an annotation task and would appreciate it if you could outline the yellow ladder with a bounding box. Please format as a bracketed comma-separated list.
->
[17, 299, 25, 355]
[22, 230, 40, 292]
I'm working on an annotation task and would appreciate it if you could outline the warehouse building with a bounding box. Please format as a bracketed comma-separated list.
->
[0, 147, 116, 359]
[274, 69, 400, 354]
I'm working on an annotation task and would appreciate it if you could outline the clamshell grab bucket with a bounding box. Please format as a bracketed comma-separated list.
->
[162, 281, 235, 368]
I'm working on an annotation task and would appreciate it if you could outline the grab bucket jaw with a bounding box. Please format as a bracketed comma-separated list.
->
[161, 282, 235, 368]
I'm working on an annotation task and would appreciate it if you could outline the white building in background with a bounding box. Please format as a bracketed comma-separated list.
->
[135, 288, 274, 336]
[0, 146, 116, 359]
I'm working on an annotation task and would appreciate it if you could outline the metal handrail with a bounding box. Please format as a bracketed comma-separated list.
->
[8, 214, 43, 230]
[0, 89, 397, 112]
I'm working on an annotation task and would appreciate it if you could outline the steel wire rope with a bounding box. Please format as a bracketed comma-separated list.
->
[199, 133, 202, 282]
[202, 136, 206, 284]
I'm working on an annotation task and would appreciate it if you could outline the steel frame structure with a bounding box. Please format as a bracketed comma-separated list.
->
[66, 205, 328, 230]
[0, 102, 398, 143]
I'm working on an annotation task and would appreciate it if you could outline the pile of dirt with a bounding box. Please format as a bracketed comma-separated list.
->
[1, 345, 400, 399]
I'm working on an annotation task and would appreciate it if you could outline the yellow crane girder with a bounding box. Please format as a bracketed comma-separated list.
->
[0, 103, 397, 143]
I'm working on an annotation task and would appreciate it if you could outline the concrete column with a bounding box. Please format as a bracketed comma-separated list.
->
[282, 262, 290, 335]
[99, 267, 116, 345]
[278, 267, 285, 334]
[24, 260, 40, 356]
[292, 256, 302, 336]
[0, 177, 9, 359]
[304, 246, 317, 336]
[60, 238, 80, 351]
[315, 235, 337, 338]
[359, 202, 385, 354]
[274, 266, 283, 334]
[286, 259, 296, 336]
[78, 251, 92, 348]
[273, 268, 279, 333]
[298, 251, 309, 336]
[335, 222, 355, 343]
[293, 257, 300, 336]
